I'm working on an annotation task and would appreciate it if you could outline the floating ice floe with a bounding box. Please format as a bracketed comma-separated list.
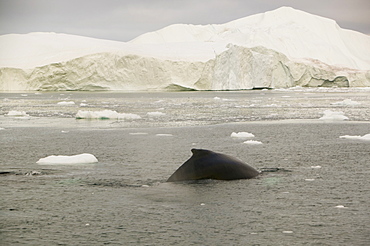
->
[75, 110, 141, 120]
[129, 132, 148, 135]
[36, 153, 98, 165]
[331, 99, 361, 106]
[231, 132, 255, 138]
[5, 110, 30, 117]
[156, 134, 173, 137]
[213, 97, 231, 101]
[335, 205, 347, 208]
[339, 134, 370, 141]
[57, 101, 75, 105]
[147, 111, 166, 117]
[311, 166, 322, 169]
[319, 110, 348, 121]
[243, 140, 263, 145]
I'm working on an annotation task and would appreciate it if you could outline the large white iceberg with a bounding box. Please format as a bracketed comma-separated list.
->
[1, 7, 369, 91]
[36, 153, 98, 165]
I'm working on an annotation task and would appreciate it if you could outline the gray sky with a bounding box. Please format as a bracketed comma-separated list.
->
[1, 0, 369, 42]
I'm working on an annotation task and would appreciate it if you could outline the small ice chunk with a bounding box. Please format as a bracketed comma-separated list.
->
[264, 103, 278, 107]
[6, 110, 29, 117]
[319, 110, 348, 121]
[80, 103, 88, 107]
[311, 166, 322, 169]
[305, 179, 315, 181]
[339, 134, 370, 141]
[75, 110, 141, 120]
[213, 97, 221, 100]
[57, 101, 75, 105]
[36, 153, 98, 165]
[156, 134, 173, 137]
[282, 231, 293, 234]
[147, 111, 166, 117]
[200, 203, 205, 206]
[331, 99, 361, 106]
[243, 140, 263, 145]
[129, 132, 148, 135]
[335, 205, 346, 208]
[231, 132, 255, 138]
[0, 128, 5, 130]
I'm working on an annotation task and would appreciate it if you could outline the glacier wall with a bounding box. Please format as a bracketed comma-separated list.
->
[1, 7, 369, 91]
[1, 45, 368, 91]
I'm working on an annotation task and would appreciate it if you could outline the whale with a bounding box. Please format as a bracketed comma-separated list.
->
[167, 149, 260, 182]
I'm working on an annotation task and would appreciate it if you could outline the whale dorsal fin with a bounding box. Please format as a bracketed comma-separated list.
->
[191, 149, 215, 158]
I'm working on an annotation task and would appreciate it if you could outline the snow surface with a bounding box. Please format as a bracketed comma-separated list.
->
[339, 134, 370, 141]
[1, 7, 369, 91]
[36, 153, 98, 165]
[75, 110, 141, 120]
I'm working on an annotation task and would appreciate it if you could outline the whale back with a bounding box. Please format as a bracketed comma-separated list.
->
[167, 149, 260, 182]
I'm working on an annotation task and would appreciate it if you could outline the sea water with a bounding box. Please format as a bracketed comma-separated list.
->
[1, 89, 369, 245]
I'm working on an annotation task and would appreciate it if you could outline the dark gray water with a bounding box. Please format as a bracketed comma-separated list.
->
[1, 90, 370, 245]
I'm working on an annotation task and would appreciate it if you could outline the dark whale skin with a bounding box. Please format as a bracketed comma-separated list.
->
[167, 149, 260, 182]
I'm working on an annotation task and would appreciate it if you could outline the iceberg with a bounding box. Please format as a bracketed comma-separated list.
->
[339, 134, 370, 141]
[1, 7, 369, 91]
[243, 140, 263, 145]
[36, 153, 98, 165]
[231, 132, 255, 138]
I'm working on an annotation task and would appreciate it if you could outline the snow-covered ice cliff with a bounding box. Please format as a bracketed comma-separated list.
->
[1, 7, 369, 91]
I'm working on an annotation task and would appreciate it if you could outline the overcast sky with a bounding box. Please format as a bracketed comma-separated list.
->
[1, 0, 369, 41]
